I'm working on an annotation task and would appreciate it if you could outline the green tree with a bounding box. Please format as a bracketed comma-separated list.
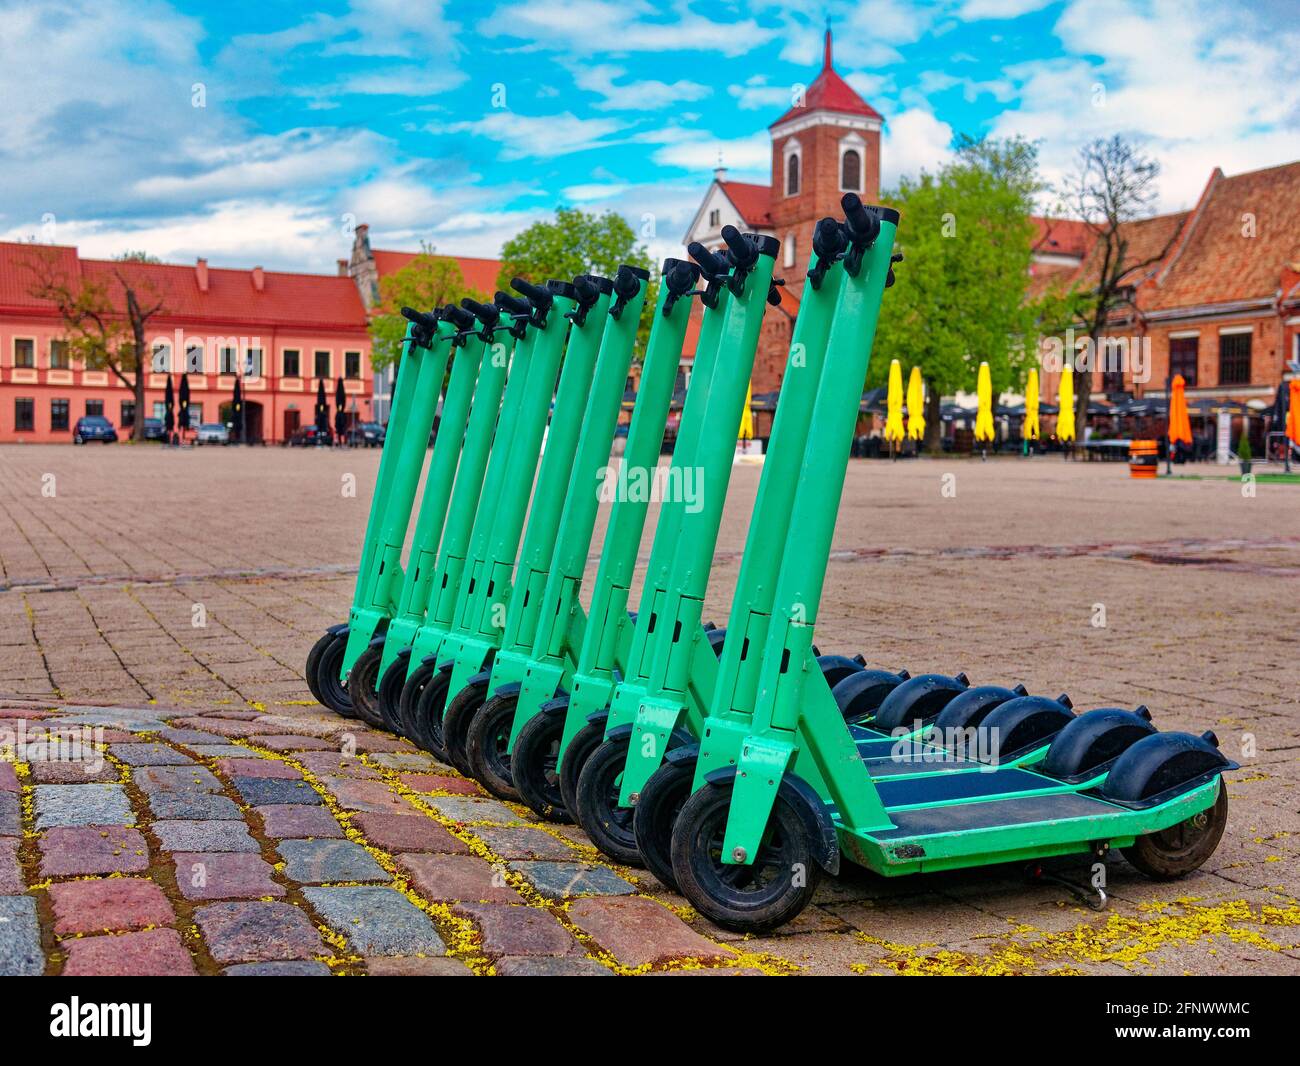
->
[368, 247, 487, 371]
[498, 208, 655, 356]
[876, 136, 1052, 450]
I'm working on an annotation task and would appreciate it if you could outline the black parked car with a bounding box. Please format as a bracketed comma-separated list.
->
[286, 425, 332, 447]
[346, 421, 385, 448]
[72, 416, 118, 444]
[142, 418, 168, 441]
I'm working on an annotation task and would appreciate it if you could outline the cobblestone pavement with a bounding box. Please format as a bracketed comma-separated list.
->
[1, 445, 1297, 975]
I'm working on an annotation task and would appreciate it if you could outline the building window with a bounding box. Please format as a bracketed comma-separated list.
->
[15, 398, 34, 431]
[121, 401, 135, 428]
[345, 351, 361, 379]
[219, 346, 238, 375]
[1218, 331, 1251, 386]
[1169, 336, 1198, 386]
[151, 341, 171, 372]
[785, 151, 801, 196]
[51, 399, 69, 431]
[85, 399, 104, 417]
[50, 340, 70, 369]
[245, 347, 263, 378]
[185, 342, 204, 374]
[708, 208, 720, 228]
[841, 149, 862, 192]
[14, 339, 34, 368]
[784, 232, 796, 269]
[153, 401, 167, 420]
[314, 350, 331, 379]
[283, 349, 301, 377]
[186, 404, 202, 427]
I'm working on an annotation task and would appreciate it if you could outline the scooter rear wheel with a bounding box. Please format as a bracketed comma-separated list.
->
[349, 645, 385, 729]
[466, 691, 521, 800]
[305, 631, 335, 706]
[574, 737, 642, 866]
[441, 679, 488, 775]
[315, 633, 355, 717]
[558, 720, 606, 825]
[633, 756, 696, 890]
[513, 711, 569, 822]
[671, 780, 822, 933]
[1122, 788, 1227, 880]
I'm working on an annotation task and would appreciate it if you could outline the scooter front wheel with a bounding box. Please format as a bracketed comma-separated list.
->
[633, 755, 696, 890]
[466, 691, 521, 800]
[315, 632, 356, 718]
[441, 679, 488, 776]
[558, 720, 606, 822]
[376, 651, 410, 734]
[398, 659, 436, 741]
[574, 737, 642, 866]
[513, 711, 570, 822]
[670, 780, 821, 933]
[409, 666, 451, 762]
[349, 644, 385, 729]
[304, 631, 336, 706]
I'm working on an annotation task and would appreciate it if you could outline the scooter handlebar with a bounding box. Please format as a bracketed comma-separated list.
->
[461, 298, 499, 326]
[494, 291, 532, 318]
[720, 225, 757, 268]
[441, 304, 475, 330]
[400, 306, 440, 331]
[512, 277, 553, 309]
[687, 241, 728, 278]
[841, 193, 881, 246]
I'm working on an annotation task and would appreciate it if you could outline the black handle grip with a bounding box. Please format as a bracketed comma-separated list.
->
[663, 259, 700, 296]
[547, 279, 579, 302]
[721, 225, 756, 268]
[841, 193, 880, 246]
[494, 291, 531, 317]
[580, 273, 615, 297]
[572, 275, 601, 305]
[441, 304, 475, 330]
[813, 217, 847, 260]
[400, 306, 439, 331]
[613, 265, 642, 299]
[512, 277, 553, 309]
[461, 298, 499, 326]
[687, 241, 728, 278]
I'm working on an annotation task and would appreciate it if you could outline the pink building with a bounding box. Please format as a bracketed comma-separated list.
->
[0, 242, 374, 444]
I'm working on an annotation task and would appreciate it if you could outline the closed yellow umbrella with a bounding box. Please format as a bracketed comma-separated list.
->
[1057, 365, 1076, 444]
[906, 366, 925, 441]
[1024, 368, 1040, 441]
[1169, 374, 1192, 446]
[974, 361, 995, 443]
[737, 379, 754, 442]
[884, 359, 905, 445]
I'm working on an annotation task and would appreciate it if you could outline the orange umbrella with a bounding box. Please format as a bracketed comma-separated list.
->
[1288, 379, 1300, 446]
[1169, 374, 1192, 446]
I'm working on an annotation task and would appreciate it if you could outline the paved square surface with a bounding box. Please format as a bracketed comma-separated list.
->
[0, 445, 1296, 975]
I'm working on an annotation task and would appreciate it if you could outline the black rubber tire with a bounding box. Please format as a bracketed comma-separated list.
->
[671, 781, 822, 933]
[441, 680, 487, 775]
[398, 659, 437, 741]
[315, 633, 356, 717]
[376, 654, 410, 734]
[410, 666, 452, 762]
[574, 737, 643, 866]
[466, 691, 521, 800]
[1122, 788, 1228, 880]
[558, 720, 606, 822]
[513, 711, 570, 822]
[304, 631, 335, 706]
[633, 756, 696, 890]
[349, 644, 385, 729]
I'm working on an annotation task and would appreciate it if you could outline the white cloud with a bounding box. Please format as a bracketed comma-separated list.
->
[957, 0, 1055, 18]
[427, 111, 624, 160]
[881, 108, 955, 187]
[637, 128, 770, 175]
[573, 64, 711, 111]
[562, 183, 629, 202]
[728, 76, 801, 112]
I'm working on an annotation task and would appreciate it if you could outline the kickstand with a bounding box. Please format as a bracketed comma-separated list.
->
[1025, 861, 1108, 911]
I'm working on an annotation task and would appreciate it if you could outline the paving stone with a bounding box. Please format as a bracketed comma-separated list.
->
[510, 861, 637, 899]
[303, 886, 446, 956]
[454, 902, 580, 958]
[167, 717, 283, 738]
[350, 811, 469, 854]
[62, 928, 197, 976]
[397, 853, 523, 903]
[153, 820, 260, 853]
[473, 825, 580, 860]
[230, 776, 322, 806]
[257, 735, 336, 753]
[494, 955, 614, 976]
[0, 794, 18, 836]
[0, 896, 42, 975]
[224, 960, 332, 976]
[33, 784, 134, 829]
[369, 753, 443, 772]
[417, 795, 526, 824]
[321, 777, 411, 814]
[134, 764, 223, 794]
[0, 763, 17, 791]
[157, 728, 229, 745]
[195, 901, 324, 963]
[0, 839, 22, 894]
[48, 711, 167, 732]
[365, 956, 473, 976]
[255, 804, 345, 840]
[188, 744, 257, 759]
[146, 791, 243, 820]
[567, 897, 733, 968]
[110, 743, 194, 766]
[47, 878, 175, 935]
[39, 826, 149, 877]
[29, 760, 119, 783]
[400, 773, 483, 795]
[172, 852, 286, 900]
[343, 733, 413, 753]
[277, 839, 388, 884]
[296, 752, 382, 779]
[215, 757, 302, 780]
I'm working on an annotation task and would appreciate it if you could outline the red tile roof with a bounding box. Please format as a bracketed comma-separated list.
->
[371, 250, 500, 296]
[719, 181, 773, 227]
[0, 242, 367, 329]
[1029, 216, 1092, 260]
[770, 30, 882, 128]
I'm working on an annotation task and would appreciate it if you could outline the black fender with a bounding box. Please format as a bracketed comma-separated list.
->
[1041, 707, 1155, 783]
[391, 647, 412, 664]
[664, 742, 700, 768]
[490, 681, 523, 700]
[1100, 731, 1238, 808]
[603, 723, 634, 745]
[325, 622, 349, 638]
[932, 683, 1026, 734]
[465, 669, 492, 691]
[583, 708, 611, 727]
[538, 694, 570, 719]
[833, 668, 911, 724]
[702, 767, 839, 876]
[816, 654, 867, 689]
[367, 633, 387, 650]
[980, 694, 1075, 762]
[873, 672, 970, 732]
[705, 627, 727, 657]
[435, 658, 454, 673]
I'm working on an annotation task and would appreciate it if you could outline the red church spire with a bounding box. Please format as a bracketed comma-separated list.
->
[823, 26, 833, 71]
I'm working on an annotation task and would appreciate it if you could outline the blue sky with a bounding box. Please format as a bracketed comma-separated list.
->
[1, 0, 1296, 272]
